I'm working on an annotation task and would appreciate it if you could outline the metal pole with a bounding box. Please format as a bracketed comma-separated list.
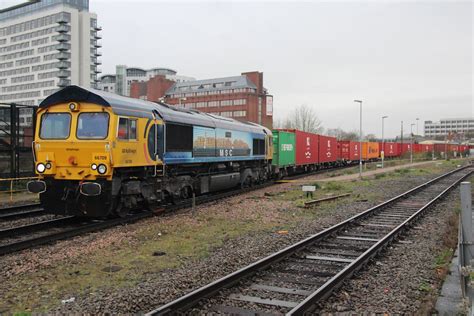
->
[410, 125, 412, 164]
[360, 102, 362, 178]
[400, 121, 403, 159]
[354, 100, 363, 179]
[382, 116, 387, 168]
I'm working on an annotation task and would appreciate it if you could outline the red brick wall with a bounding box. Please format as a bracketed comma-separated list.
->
[129, 75, 175, 101]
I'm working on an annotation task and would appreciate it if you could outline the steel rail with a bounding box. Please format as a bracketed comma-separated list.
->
[0, 212, 153, 256]
[0, 216, 76, 238]
[287, 166, 473, 315]
[146, 165, 472, 315]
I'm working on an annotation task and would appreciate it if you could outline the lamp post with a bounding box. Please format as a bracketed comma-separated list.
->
[410, 123, 415, 164]
[354, 100, 363, 179]
[178, 97, 187, 108]
[381, 115, 388, 168]
[416, 117, 419, 142]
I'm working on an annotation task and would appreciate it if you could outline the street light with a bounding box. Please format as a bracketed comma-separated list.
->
[416, 117, 419, 142]
[178, 97, 187, 108]
[354, 100, 363, 179]
[410, 123, 415, 164]
[381, 116, 388, 168]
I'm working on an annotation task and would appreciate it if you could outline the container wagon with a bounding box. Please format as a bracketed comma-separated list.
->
[400, 143, 412, 155]
[379, 142, 400, 158]
[420, 144, 434, 153]
[272, 130, 296, 176]
[337, 140, 360, 162]
[362, 142, 379, 161]
[318, 135, 338, 166]
[279, 129, 319, 169]
[412, 144, 422, 153]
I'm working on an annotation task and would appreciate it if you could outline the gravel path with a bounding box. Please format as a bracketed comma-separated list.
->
[43, 166, 456, 314]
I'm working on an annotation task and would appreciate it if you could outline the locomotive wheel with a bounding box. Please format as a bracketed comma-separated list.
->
[180, 186, 192, 200]
[113, 198, 129, 218]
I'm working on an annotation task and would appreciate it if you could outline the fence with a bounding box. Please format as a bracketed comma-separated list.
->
[0, 104, 36, 179]
[459, 181, 474, 313]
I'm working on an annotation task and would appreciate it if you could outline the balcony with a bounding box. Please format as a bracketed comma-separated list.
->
[58, 70, 71, 78]
[94, 68, 102, 74]
[58, 79, 71, 87]
[56, 52, 71, 60]
[56, 13, 70, 24]
[93, 42, 102, 48]
[56, 24, 70, 33]
[53, 34, 71, 42]
[94, 51, 102, 57]
[92, 58, 102, 65]
[94, 26, 102, 31]
[56, 61, 70, 69]
[56, 43, 71, 51]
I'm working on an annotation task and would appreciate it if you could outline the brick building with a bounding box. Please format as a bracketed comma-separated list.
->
[130, 71, 273, 129]
[130, 75, 175, 102]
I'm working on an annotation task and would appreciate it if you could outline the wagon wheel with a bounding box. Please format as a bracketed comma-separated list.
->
[180, 186, 192, 200]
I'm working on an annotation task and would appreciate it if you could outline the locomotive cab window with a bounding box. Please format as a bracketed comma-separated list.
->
[40, 113, 71, 139]
[77, 112, 109, 139]
[117, 117, 137, 140]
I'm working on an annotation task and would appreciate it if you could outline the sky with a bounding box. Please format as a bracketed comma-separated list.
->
[1, 0, 473, 138]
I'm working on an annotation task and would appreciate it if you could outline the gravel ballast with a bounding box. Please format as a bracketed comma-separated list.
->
[0, 162, 466, 313]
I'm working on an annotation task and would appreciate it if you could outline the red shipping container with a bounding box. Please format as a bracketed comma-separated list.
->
[434, 143, 449, 153]
[281, 129, 319, 166]
[400, 143, 413, 154]
[412, 144, 422, 153]
[318, 135, 337, 163]
[379, 142, 400, 157]
[420, 144, 434, 152]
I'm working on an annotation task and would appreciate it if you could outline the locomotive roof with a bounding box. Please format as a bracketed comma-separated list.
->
[39, 85, 271, 135]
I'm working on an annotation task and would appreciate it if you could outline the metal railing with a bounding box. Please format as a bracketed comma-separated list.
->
[0, 176, 37, 203]
[459, 181, 474, 313]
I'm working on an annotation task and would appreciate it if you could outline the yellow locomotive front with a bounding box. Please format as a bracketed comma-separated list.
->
[27, 86, 164, 217]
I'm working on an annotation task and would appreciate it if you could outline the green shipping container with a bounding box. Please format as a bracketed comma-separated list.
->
[272, 130, 296, 167]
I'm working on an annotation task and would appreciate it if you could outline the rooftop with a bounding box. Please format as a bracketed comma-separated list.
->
[0, 0, 89, 21]
[166, 75, 257, 95]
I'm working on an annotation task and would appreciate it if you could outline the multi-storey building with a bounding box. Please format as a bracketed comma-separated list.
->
[0, 0, 101, 107]
[164, 71, 273, 129]
[424, 118, 474, 138]
[98, 65, 194, 97]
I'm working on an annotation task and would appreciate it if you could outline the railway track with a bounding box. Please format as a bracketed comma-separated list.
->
[0, 202, 43, 220]
[147, 165, 473, 316]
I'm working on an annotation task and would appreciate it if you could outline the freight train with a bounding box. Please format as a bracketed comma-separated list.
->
[27, 86, 470, 218]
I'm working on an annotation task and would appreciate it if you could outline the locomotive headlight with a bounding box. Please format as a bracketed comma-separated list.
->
[97, 164, 107, 174]
[91, 163, 97, 170]
[36, 163, 46, 173]
[45, 162, 52, 169]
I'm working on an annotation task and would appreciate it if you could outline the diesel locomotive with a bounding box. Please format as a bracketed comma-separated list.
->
[27, 86, 273, 217]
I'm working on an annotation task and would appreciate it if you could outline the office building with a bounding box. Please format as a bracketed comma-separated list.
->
[424, 118, 474, 138]
[0, 0, 101, 106]
[98, 66, 194, 97]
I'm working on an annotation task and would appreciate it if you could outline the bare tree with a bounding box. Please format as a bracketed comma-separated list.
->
[326, 128, 359, 141]
[279, 104, 324, 134]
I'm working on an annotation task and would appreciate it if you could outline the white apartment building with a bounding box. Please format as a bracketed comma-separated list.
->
[0, 0, 101, 107]
[98, 65, 194, 96]
[424, 118, 474, 137]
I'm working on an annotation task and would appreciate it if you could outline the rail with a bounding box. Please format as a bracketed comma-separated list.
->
[147, 165, 472, 315]
[0, 176, 37, 203]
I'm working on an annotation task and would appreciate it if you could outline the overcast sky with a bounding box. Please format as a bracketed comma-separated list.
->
[2, 0, 473, 137]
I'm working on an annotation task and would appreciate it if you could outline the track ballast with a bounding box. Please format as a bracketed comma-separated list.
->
[146, 165, 473, 315]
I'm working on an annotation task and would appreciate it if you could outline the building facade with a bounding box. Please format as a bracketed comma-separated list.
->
[0, 0, 101, 106]
[424, 118, 474, 138]
[98, 66, 194, 97]
[164, 71, 273, 129]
